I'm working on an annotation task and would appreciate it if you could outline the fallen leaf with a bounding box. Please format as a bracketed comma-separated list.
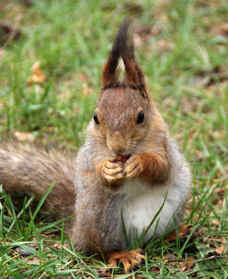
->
[26, 257, 40, 265]
[150, 266, 160, 272]
[78, 72, 89, 82]
[165, 224, 190, 242]
[215, 246, 225, 255]
[211, 219, 220, 226]
[14, 131, 35, 142]
[97, 268, 112, 278]
[53, 242, 62, 249]
[163, 253, 177, 263]
[180, 257, 195, 271]
[212, 23, 228, 37]
[27, 61, 46, 85]
[156, 39, 174, 53]
[82, 83, 91, 96]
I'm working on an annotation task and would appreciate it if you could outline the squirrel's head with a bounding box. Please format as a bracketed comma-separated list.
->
[92, 20, 152, 156]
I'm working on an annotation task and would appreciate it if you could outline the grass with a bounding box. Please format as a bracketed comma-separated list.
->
[0, 0, 227, 278]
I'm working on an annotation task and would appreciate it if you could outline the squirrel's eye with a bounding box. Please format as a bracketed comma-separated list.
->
[93, 113, 100, 125]
[136, 111, 144, 124]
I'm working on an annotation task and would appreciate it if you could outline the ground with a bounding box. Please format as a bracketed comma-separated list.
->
[0, 0, 227, 278]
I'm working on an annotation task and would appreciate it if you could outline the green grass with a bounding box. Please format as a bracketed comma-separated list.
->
[0, 0, 227, 278]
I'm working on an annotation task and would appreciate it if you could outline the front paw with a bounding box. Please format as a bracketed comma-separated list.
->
[124, 154, 143, 179]
[101, 160, 125, 184]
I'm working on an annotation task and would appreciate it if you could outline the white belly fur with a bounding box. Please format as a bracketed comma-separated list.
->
[121, 177, 188, 241]
[121, 137, 192, 242]
[122, 179, 168, 239]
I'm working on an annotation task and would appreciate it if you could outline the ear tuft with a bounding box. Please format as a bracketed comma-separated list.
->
[101, 19, 148, 98]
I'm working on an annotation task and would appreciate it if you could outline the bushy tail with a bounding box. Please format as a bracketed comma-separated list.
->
[0, 142, 76, 218]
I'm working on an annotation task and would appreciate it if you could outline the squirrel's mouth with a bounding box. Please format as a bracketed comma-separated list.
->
[113, 154, 131, 163]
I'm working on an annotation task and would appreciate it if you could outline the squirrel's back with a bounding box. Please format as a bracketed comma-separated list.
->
[0, 142, 76, 218]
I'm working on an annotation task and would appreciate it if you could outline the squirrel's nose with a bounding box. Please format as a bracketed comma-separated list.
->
[112, 146, 126, 155]
[106, 131, 126, 155]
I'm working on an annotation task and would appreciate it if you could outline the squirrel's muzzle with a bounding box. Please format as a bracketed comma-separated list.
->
[106, 131, 127, 155]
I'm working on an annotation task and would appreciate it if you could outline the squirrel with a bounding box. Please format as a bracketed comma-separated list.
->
[0, 20, 191, 271]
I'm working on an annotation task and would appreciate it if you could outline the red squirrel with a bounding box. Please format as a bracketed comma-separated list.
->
[1, 20, 191, 272]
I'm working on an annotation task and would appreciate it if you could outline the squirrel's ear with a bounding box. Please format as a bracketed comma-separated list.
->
[102, 20, 149, 98]
[101, 39, 120, 89]
[119, 20, 148, 98]
[123, 57, 148, 98]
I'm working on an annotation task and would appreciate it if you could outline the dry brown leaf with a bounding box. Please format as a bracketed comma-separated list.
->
[150, 266, 160, 273]
[26, 257, 40, 265]
[212, 130, 225, 139]
[53, 242, 62, 249]
[180, 257, 195, 272]
[156, 39, 174, 53]
[165, 224, 190, 242]
[27, 61, 46, 85]
[163, 253, 177, 263]
[97, 268, 112, 278]
[14, 131, 35, 142]
[212, 23, 228, 37]
[214, 186, 226, 195]
[215, 246, 225, 255]
[78, 72, 89, 82]
[82, 84, 91, 96]
[211, 219, 220, 226]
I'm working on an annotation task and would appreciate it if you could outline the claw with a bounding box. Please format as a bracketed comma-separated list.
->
[101, 160, 124, 184]
[103, 172, 124, 183]
[108, 249, 145, 273]
[124, 155, 143, 179]
[103, 166, 123, 176]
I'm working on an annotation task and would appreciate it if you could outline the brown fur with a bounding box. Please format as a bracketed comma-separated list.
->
[93, 87, 151, 156]
[0, 142, 76, 218]
[139, 152, 169, 183]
